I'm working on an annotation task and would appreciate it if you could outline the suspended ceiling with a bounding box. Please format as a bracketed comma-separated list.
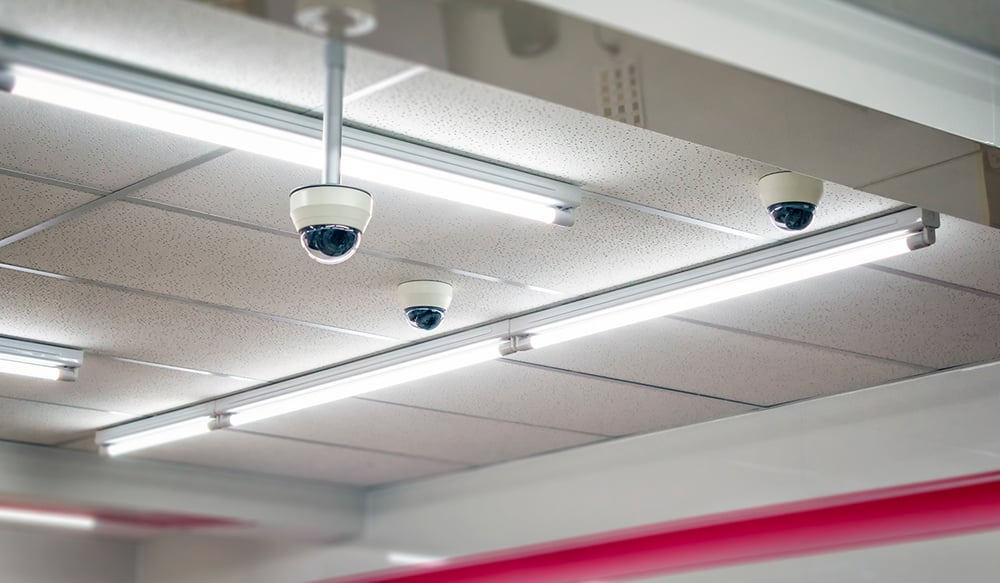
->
[0, 0, 999, 488]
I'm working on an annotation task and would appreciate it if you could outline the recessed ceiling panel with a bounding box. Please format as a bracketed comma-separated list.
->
[0, 174, 99, 239]
[877, 215, 1000, 296]
[0, 201, 559, 339]
[344, 70, 904, 237]
[513, 318, 927, 406]
[0, 396, 125, 445]
[680, 266, 1000, 369]
[365, 360, 756, 436]
[136, 430, 465, 486]
[0, 353, 254, 416]
[244, 398, 603, 465]
[0, 267, 393, 380]
[0, 0, 418, 110]
[0, 94, 218, 191]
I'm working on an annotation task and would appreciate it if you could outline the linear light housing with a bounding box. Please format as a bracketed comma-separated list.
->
[0, 37, 580, 226]
[93, 209, 937, 456]
[0, 337, 83, 382]
[0, 507, 96, 530]
[509, 207, 938, 349]
[96, 408, 217, 457]
[94, 325, 510, 454]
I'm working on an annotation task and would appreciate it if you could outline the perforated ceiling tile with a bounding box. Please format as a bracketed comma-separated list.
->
[0, 268, 393, 381]
[0, 396, 125, 445]
[877, 215, 1000, 296]
[0, 94, 218, 191]
[246, 398, 603, 465]
[136, 430, 465, 486]
[344, 70, 904, 237]
[0, 353, 254, 416]
[364, 360, 756, 436]
[0, 202, 559, 339]
[0, 174, 99, 239]
[513, 318, 926, 406]
[134, 151, 316, 232]
[1, 0, 417, 110]
[680, 266, 1000, 369]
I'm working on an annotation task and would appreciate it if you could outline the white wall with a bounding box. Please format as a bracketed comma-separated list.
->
[0, 525, 136, 583]
[136, 535, 393, 583]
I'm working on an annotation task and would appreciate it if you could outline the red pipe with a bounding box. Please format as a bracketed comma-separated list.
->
[320, 470, 1000, 583]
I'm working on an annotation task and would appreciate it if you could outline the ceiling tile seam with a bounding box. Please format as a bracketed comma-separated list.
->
[121, 196, 568, 296]
[0, 166, 109, 196]
[351, 396, 614, 438]
[0, 262, 401, 342]
[667, 315, 937, 371]
[0, 394, 132, 417]
[341, 65, 430, 107]
[0, 149, 231, 249]
[97, 353, 263, 382]
[0, 163, 552, 297]
[498, 359, 768, 408]
[231, 428, 474, 467]
[762, 367, 938, 409]
[581, 189, 774, 242]
[857, 151, 982, 190]
[864, 264, 1000, 303]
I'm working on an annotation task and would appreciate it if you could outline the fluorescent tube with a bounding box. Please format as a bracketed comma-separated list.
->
[9, 65, 574, 225]
[0, 337, 83, 381]
[0, 508, 96, 530]
[102, 416, 214, 457]
[525, 230, 917, 350]
[227, 339, 504, 427]
[0, 360, 63, 381]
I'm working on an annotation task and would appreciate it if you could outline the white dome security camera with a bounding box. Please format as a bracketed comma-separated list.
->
[758, 171, 823, 231]
[290, 184, 373, 264]
[397, 280, 453, 331]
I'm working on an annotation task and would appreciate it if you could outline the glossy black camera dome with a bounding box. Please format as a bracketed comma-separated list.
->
[404, 307, 446, 331]
[767, 202, 816, 231]
[299, 225, 361, 264]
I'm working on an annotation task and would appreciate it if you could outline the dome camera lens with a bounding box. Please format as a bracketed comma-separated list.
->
[768, 202, 816, 231]
[299, 225, 361, 264]
[405, 307, 446, 331]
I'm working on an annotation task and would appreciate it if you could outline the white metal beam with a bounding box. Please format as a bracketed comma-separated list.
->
[529, 0, 1000, 147]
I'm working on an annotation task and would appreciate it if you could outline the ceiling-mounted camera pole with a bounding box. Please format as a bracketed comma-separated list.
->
[288, 0, 377, 265]
[322, 37, 345, 184]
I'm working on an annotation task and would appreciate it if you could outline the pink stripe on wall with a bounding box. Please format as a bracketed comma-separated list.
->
[319, 470, 1000, 583]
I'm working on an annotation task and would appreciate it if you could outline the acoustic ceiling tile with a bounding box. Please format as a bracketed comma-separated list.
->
[877, 214, 1000, 296]
[366, 359, 756, 436]
[245, 398, 603, 465]
[1, 0, 417, 110]
[0, 396, 124, 446]
[0, 353, 255, 417]
[0, 201, 559, 339]
[0, 174, 99, 239]
[0, 267, 393, 381]
[0, 94, 218, 191]
[680, 266, 1000, 370]
[132, 150, 759, 297]
[513, 318, 926, 406]
[137, 430, 466, 486]
[344, 70, 903, 238]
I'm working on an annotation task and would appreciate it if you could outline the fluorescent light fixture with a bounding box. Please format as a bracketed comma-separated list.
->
[227, 339, 504, 427]
[8, 64, 577, 226]
[513, 209, 938, 350]
[0, 337, 82, 381]
[0, 507, 96, 530]
[101, 416, 213, 457]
